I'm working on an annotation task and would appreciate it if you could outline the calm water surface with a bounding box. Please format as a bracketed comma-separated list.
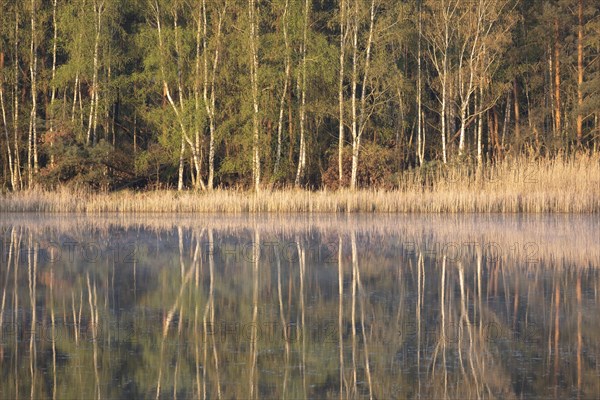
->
[0, 214, 598, 399]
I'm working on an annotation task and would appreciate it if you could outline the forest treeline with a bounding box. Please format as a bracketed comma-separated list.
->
[0, 0, 599, 192]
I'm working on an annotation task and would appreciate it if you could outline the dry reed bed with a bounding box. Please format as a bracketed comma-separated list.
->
[1, 154, 598, 213]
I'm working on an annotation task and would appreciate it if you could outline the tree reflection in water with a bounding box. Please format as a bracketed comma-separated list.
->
[0, 214, 598, 399]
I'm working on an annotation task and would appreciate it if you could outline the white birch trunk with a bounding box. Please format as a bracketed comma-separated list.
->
[0, 82, 16, 190]
[178, 135, 185, 191]
[441, 40, 448, 164]
[274, 0, 290, 176]
[248, 0, 260, 192]
[27, 108, 33, 189]
[13, 8, 22, 189]
[203, 0, 226, 190]
[338, 0, 346, 182]
[153, 0, 205, 191]
[29, 0, 39, 184]
[417, 3, 424, 166]
[202, 0, 212, 190]
[295, 0, 310, 187]
[350, 0, 375, 190]
[72, 72, 78, 123]
[477, 84, 483, 166]
[49, 0, 58, 167]
[349, 1, 358, 190]
[87, 0, 103, 146]
[194, 1, 203, 188]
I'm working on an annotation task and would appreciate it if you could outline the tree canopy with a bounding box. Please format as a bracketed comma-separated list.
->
[0, 0, 598, 191]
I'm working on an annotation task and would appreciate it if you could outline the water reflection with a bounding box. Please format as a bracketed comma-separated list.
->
[0, 214, 598, 399]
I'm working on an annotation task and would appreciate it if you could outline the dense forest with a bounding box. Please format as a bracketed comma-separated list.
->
[0, 0, 598, 192]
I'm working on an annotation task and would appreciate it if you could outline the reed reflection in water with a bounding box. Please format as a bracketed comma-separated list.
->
[0, 214, 598, 399]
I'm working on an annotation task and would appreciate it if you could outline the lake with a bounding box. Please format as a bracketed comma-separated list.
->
[0, 214, 598, 399]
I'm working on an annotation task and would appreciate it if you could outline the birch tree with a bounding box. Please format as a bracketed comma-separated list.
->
[0, 2, 16, 190]
[28, 0, 39, 187]
[48, 0, 58, 167]
[349, 0, 376, 190]
[0, 0, 597, 191]
[12, 4, 22, 189]
[423, 0, 459, 164]
[274, 0, 291, 176]
[294, 0, 310, 186]
[576, 0, 583, 144]
[338, 0, 347, 181]
[454, 0, 512, 156]
[248, 0, 260, 192]
[201, 0, 227, 190]
[150, 0, 206, 191]
[86, 0, 105, 146]
[416, 1, 425, 166]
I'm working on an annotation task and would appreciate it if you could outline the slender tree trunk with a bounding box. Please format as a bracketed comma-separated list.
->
[350, 0, 375, 191]
[203, 0, 225, 190]
[209, 5, 225, 190]
[87, 1, 103, 146]
[349, 2, 358, 190]
[425, 1, 456, 165]
[554, 17, 561, 136]
[173, 7, 193, 190]
[338, 0, 346, 181]
[94, 2, 103, 144]
[202, 0, 210, 189]
[1, 63, 16, 190]
[173, 3, 189, 191]
[133, 112, 137, 155]
[477, 84, 483, 166]
[287, 87, 294, 167]
[458, 102, 467, 156]
[78, 75, 84, 130]
[594, 113, 600, 152]
[153, 0, 204, 191]
[49, 0, 58, 167]
[576, 0, 584, 144]
[194, 0, 203, 188]
[548, 43, 555, 137]
[71, 72, 78, 123]
[513, 78, 520, 144]
[27, 106, 33, 188]
[441, 68, 448, 164]
[491, 106, 501, 161]
[501, 92, 511, 150]
[177, 7, 204, 191]
[106, 46, 113, 146]
[458, 74, 477, 158]
[13, 8, 22, 189]
[248, 0, 260, 192]
[440, 11, 451, 166]
[178, 135, 185, 191]
[29, 0, 39, 186]
[274, 0, 290, 176]
[295, 0, 310, 187]
[72, 0, 84, 131]
[417, 3, 424, 167]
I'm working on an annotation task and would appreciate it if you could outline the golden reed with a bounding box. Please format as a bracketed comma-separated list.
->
[1, 153, 598, 213]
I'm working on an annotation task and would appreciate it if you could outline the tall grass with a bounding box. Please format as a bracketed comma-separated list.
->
[1, 153, 598, 213]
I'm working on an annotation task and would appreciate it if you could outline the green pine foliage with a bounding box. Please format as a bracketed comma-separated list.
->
[0, 0, 598, 192]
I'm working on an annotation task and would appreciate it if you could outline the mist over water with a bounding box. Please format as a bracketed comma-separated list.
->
[0, 214, 598, 399]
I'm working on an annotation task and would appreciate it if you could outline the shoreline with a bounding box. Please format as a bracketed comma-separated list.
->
[2, 155, 598, 214]
[1, 188, 598, 214]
